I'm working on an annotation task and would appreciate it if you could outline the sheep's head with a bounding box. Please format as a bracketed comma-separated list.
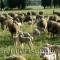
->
[18, 31, 24, 37]
[40, 47, 50, 58]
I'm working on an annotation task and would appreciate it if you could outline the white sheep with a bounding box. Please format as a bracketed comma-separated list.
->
[33, 29, 40, 37]
[4, 55, 26, 60]
[40, 47, 56, 60]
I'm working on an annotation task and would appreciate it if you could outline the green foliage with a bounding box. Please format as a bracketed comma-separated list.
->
[41, 0, 52, 9]
[1, 0, 5, 9]
[41, 0, 60, 8]
[0, 0, 27, 9]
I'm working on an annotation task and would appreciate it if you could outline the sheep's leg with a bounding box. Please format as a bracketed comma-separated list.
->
[50, 33, 52, 38]
[56, 51, 59, 60]
[28, 41, 33, 50]
[14, 40, 18, 46]
[53, 33, 54, 38]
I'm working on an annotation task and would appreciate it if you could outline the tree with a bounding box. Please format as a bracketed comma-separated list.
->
[20, 0, 26, 9]
[7, 0, 16, 8]
[59, 0, 60, 7]
[1, 0, 5, 9]
[53, 0, 59, 8]
[41, 0, 52, 9]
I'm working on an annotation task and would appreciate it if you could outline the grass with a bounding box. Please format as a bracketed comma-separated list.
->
[0, 6, 60, 60]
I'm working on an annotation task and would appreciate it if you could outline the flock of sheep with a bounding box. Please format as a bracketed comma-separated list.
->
[0, 10, 60, 60]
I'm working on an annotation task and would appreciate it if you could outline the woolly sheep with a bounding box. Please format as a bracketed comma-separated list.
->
[18, 31, 33, 49]
[4, 55, 26, 60]
[37, 17, 47, 32]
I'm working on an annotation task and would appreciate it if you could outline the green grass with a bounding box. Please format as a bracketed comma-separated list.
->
[0, 6, 60, 60]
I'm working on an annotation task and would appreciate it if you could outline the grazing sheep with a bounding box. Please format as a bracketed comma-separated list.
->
[31, 11, 36, 15]
[4, 55, 26, 60]
[13, 20, 22, 29]
[28, 21, 33, 25]
[37, 17, 47, 32]
[57, 20, 60, 23]
[0, 14, 7, 30]
[33, 29, 40, 37]
[23, 32, 32, 37]
[27, 12, 31, 16]
[47, 21, 60, 37]
[16, 14, 24, 23]
[39, 11, 43, 15]
[24, 15, 32, 22]
[49, 15, 58, 21]
[8, 21, 20, 39]
[8, 12, 15, 18]
[18, 31, 33, 49]
[53, 10, 60, 16]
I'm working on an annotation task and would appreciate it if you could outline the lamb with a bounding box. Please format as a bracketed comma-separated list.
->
[33, 29, 40, 37]
[4, 55, 26, 60]
[18, 31, 33, 49]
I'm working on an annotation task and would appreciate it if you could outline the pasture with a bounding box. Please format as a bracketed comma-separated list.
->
[0, 6, 60, 60]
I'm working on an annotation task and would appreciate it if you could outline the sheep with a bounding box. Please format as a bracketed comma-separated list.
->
[16, 14, 24, 23]
[39, 11, 43, 15]
[0, 14, 7, 30]
[8, 12, 15, 18]
[37, 17, 47, 32]
[13, 20, 22, 29]
[33, 29, 40, 37]
[4, 55, 26, 60]
[27, 21, 33, 26]
[8, 21, 20, 39]
[49, 15, 58, 21]
[47, 21, 60, 38]
[57, 20, 60, 23]
[24, 15, 32, 22]
[27, 12, 31, 16]
[40, 47, 56, 60]
[18, 31, 33, 49]
[44, 43, 60, 60]
[31, 11, 36, 15]
[7, 21, 21, 46]
[36, 15, 44, 20]
[53, 10, 60, 16]
[23, 32, 33, 37]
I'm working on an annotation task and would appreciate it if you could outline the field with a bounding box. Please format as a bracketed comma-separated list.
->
[0, 6, 60, 60]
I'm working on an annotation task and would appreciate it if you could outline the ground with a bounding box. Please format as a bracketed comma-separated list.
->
[0, 6, 60, 60]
